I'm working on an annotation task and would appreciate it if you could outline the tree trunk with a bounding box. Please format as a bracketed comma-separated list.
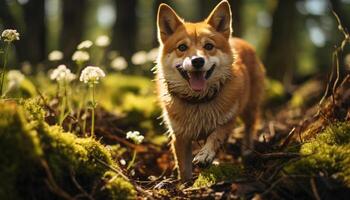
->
[22, 0, 46, 64]
[112, 0, 138, 62]
[264, 0, 299, 88]
[60, 0, 87, 59]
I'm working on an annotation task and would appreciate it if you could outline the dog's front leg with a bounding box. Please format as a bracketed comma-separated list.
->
[193, 120, 235, 167]
[171, 135, 193, 181]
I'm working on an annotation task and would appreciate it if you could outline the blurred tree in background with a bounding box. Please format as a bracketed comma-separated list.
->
[264, 0, 300, 90]
[60, 0, 87, 58]
[112, 0, 138, 63]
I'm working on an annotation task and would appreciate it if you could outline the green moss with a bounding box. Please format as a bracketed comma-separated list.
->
[101, 171, 136, 200]
[0, 99, 136, 200]
[285, 122, 350, 186]
[264, 78, 286, 104]
[0, 102, 43, 199]
[100, 74, 154, 110]
[193, 164, 243, 188]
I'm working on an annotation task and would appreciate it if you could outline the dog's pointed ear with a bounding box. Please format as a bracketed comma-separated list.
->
[157, 3, 183, 44]
[206, 0, 232, 39]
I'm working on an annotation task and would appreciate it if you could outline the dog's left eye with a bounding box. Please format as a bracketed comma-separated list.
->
[177, 44, 188, 52]
[204, 43, 214, 50]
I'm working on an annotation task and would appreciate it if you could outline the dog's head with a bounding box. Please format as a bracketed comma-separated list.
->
[156, 1, 234, 98]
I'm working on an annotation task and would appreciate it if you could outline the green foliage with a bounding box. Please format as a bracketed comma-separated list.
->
[0, 99, 136, 200]
[102, 171, 137, 200]
[193, 164, 243, 188]
[264, 78, 286, 104]
[100, 73, 163, 135]
[285, 122, 350, 186]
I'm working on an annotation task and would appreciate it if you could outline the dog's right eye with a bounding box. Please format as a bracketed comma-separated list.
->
[177, 44, 188, 52]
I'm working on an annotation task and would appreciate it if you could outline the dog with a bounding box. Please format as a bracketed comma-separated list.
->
[155, 0, 265, 181]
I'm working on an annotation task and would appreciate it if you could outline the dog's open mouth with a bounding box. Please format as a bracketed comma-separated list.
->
[176, 65, 216, 92]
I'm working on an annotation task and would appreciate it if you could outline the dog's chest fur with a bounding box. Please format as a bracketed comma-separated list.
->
[159, 67, 249, 140]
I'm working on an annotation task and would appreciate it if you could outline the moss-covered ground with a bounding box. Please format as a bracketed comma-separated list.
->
[0, 99, 136, 200]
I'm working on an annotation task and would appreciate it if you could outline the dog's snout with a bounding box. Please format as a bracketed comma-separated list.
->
[191, 57, 205, 69]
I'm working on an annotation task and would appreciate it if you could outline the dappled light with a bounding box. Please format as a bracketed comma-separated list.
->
[0, 0, 350, 199]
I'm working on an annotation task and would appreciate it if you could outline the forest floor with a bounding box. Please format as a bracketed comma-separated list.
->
[91, 74, 350, 200]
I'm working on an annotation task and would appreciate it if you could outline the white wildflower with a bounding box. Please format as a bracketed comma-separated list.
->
[79, 66, 105, 84]
[131, 51, 148, 65]
[48, 50, 63, 61]
[126, 131, 144, 144]
[7, 70, 24, 89]
[120, 159, 126, 166]
[107, 51, 119, 60]
[147, 48, 159, 62]
[111, 56, 127, 71]
[50, 65, 76, 82]
[21, 61, 32, 75]
[72, 50, 90, 62]
[1, 29, 20, 42]
[77, 40, 93, 50]
[95, 35, 110, 47]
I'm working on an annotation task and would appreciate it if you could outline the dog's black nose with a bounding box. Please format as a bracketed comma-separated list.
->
[191, 57, 205, 69]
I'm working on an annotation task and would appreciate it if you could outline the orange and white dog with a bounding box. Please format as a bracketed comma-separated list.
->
[156, 1, 265, 181]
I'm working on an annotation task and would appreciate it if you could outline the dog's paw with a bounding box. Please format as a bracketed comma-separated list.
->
[193, 146, 216, 168]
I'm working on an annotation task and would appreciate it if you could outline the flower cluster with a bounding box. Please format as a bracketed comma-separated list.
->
[111, 56, 127, 71]
[147, 48, 159, 62]
[48, 50, 64, 61]
[7, 70, 24, 88]
[72, 50, 90, 62]
[126, 131, 144, 144]
[77, 40, 93, 50]
[50, 65, 76, 82]
[131, 51, 148, 65]
[79, 66, 105, 84]
[1, 29, 20, 42]
[95, 35, 110, 47]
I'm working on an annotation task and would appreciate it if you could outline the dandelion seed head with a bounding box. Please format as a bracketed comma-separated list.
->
[95, 35, 110, 47]
[50, 64, 76, 82]
[126, 131, 144, 144]
[1, 29, 20, 42]
[79, 66, 106, 84]
[48, 50, 64, 61]
[111, 56, 127, 71]
[72, 50, 90, 62]
[77, 40, 93, 50]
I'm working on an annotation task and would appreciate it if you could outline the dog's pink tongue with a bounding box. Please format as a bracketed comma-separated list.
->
[189, 71, 206, 91]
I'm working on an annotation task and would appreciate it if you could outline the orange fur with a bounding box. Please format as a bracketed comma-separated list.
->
[156, 1, 265, 181]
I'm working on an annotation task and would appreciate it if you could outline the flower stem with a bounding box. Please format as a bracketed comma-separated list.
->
[90, 84, 96, 137]
[0, 43, 10, 97]
[76, 62, 83, 75]
[127, 150, 137, 170]
[59, 81, 67, 125]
